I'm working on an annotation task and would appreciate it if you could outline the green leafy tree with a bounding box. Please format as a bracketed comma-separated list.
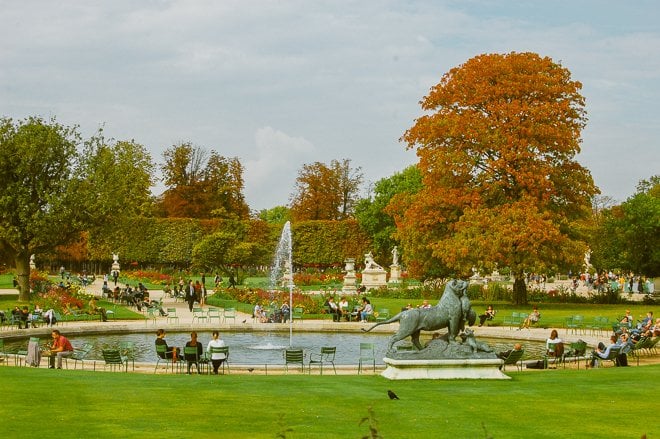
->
[355, 165, 422, 262]
[257, 206, 291, 224]
[590, 176, 660, 276]
[80, 137, 155, 260]
[397, 52, 599, 303]
[0, 117, 88, 301]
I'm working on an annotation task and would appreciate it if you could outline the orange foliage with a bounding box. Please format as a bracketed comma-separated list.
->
[396, 52, 598, 280]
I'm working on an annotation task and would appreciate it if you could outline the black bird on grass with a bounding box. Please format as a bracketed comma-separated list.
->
[387, 390, 399, 400]
[247, 368, 254, 372]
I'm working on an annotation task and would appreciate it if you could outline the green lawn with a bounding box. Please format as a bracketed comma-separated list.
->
[0, 273, 17, 289]
[0, 365, 657, 438]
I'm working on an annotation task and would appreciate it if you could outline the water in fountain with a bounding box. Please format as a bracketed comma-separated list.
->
[270, 221, 292, 289]
[268, 220, 294, 347]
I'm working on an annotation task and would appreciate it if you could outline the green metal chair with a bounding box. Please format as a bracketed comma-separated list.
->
[154, 344, 180, 373]
[119, 341, 136, 371]
[375, 309, 390, 322]
[564, 341, 587, 369]
[223, 308, 236, 324]
[209, 346, 230, 374]
[543, 342, 564, 369]
[308, 347, 337, 375]
[207, 308, 223, 325]
[284, 349, 304, 373]
[357, 343, 375, 374]
[166, 308, 179, 325]
[192, 308, 208, 325]
[501, 348, 525, 371]
[67, 342, 94, 370]
[183, 346, 203, 374]
[100, 349, 128, 372]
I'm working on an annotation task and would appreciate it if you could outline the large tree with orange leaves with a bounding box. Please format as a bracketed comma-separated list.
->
[289, 159, 363, 221]
[396, 52, 599, 304]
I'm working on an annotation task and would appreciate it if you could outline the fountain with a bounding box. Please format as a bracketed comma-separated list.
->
[270, 221, 295, 347]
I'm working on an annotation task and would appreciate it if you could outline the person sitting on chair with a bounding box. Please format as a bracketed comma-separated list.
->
[206, 331, 227, 375]
[588, 335, 618, 368]
[497, 343, 523, 360]
[155, 329, 180, 361]
[478, 305, 496, 326]
[184, 331, 203, 374]
[325, 297, 341, 322]
[358, 298, 373, 323]
[520, 306, 540, 329]
[89, 297, 108, 322]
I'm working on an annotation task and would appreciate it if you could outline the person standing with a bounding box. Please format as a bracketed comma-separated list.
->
[49, 330, 73, 369]
[186, 280, 196, 312]
[206, 331, 227, 375]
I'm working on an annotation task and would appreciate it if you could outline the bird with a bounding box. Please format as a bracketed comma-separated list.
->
[387, 390, 399, 400]
[247, 368, 254, 373]
[242, 319, 247, 323]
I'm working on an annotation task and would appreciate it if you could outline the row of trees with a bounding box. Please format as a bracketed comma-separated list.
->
[2, 51, 657, 303]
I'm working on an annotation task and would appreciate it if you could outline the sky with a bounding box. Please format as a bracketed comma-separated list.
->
[1, 0, 659, 211]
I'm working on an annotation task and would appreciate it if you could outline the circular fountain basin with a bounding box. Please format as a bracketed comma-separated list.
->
[3, 331, 547, 365]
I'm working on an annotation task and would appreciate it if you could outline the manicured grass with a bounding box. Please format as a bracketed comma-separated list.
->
[0, 273, 17, 289]
[0, 365, 657, 438]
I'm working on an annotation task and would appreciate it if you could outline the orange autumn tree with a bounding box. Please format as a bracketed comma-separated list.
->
[289, 159, 363, 221]
[395, 52, 599, 304]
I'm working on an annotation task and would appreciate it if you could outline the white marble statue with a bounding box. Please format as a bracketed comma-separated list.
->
[391, 246, 399, 265]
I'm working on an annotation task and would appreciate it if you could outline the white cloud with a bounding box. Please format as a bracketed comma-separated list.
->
[243, 127, 316, 210]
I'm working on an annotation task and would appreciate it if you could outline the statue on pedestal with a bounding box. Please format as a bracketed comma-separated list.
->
[391, 246, 399, 266]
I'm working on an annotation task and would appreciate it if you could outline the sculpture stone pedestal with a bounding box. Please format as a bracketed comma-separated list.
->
[381, 357, 510, 380]
[342, 258, 357, 294]
[389, 264, 400, 283]
[361, 268, 387, 289]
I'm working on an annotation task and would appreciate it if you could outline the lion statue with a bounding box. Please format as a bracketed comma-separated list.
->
[362, 279, 476, 351]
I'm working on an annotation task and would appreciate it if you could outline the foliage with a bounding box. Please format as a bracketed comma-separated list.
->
[257, 205, 291, 224]
[192, 220, 274, 272]
[395, 52, 599, 304]
[292, 220, 372, 268]
[121, 270, 174, 286]
[29, 270, 52, 296]
[34, 284, 90, 313]
[0, 116, 90, 301]
[293, 271, 343, 286]
[355, 165, 422, 263]
[159, 142, 249, 219]
[290, 158, 363, 220]
[76, 137, 155, 262]
[590, 176, 660, 276]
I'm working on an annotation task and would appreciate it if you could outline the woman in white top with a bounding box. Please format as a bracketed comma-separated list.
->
[545, 329, 564, 358]
[207, 331, 227, 375]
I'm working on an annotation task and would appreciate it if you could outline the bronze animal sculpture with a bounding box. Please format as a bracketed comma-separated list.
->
[362, 279, 475, 351]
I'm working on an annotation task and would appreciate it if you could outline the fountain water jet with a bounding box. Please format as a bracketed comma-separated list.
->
[270, 221, 295, 346]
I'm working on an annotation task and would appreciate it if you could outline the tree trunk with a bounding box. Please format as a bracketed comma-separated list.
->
[15, 252, 31, 302]
[512, 273, 528, 305]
